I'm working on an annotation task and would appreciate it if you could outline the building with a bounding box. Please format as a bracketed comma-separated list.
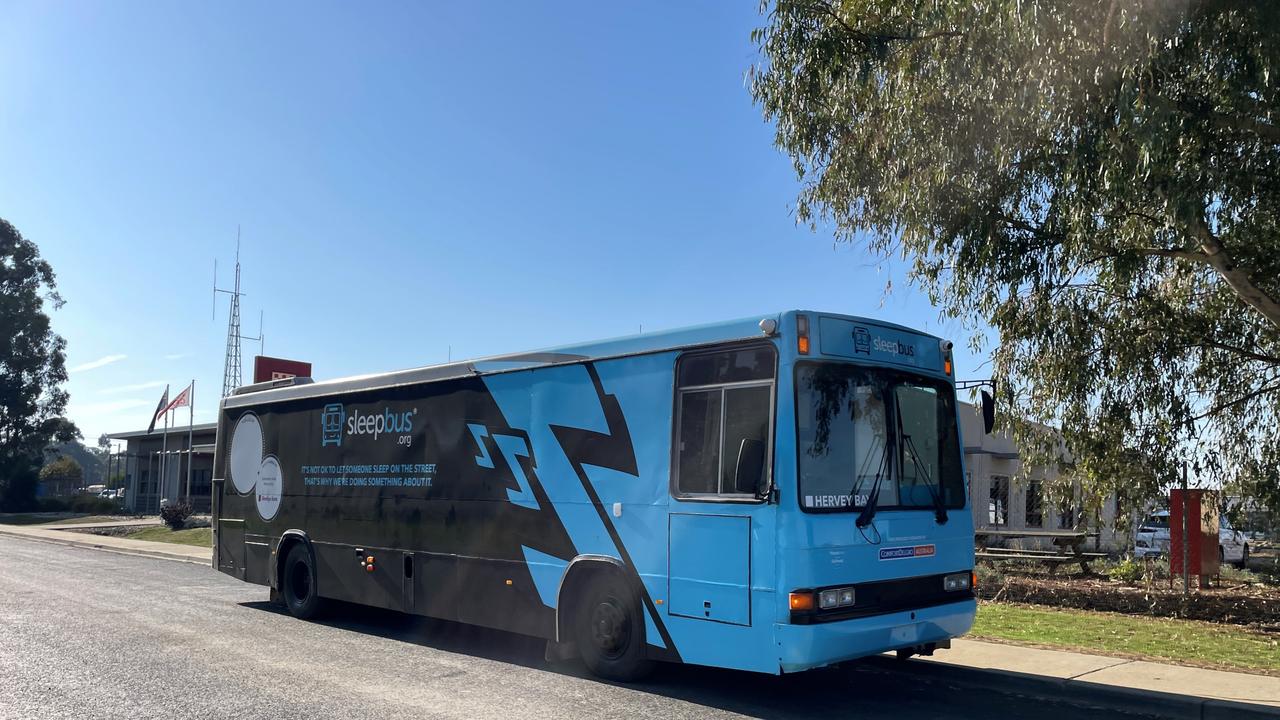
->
[106, 423, 217, 513]
[958, 401, 1126, 551]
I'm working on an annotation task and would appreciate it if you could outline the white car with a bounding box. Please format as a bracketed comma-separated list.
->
[1134, 510, 1250, 568]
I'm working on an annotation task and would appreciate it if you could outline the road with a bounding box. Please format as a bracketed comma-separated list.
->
[0, 535, 1156, 720]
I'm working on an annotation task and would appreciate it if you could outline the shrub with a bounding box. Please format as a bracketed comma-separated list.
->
[35, 496, 69, 512]
[975, 562, 1006, 591]
[68, 496, 121, 514]
[1107, 558, 1144, 585]
[160, 500, 193, 530]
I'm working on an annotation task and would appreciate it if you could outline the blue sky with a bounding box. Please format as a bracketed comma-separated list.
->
[0, 2, 983, 443]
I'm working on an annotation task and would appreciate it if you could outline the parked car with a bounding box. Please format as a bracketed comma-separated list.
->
[1134, 511, 1170, 558]
[1134, 510, 1249, 567]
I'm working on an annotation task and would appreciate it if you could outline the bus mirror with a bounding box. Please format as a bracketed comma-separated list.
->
[981, 390, 995, 435]
[734, 438, 767, 496]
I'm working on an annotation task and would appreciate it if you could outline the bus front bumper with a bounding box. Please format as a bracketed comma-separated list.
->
[774, 597, 976, 673]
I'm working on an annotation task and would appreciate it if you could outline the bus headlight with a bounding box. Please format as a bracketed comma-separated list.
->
[818, 587, 855, 609]
[943, 572, 971, 592]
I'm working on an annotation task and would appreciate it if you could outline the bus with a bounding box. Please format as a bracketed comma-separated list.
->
[212, 310, 978, 680]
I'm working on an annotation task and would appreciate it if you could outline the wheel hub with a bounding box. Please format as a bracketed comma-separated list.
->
[590, 599, 629, 658]
[290, 561, 311, 603]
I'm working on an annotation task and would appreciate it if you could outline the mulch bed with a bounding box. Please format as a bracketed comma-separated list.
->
[978, 574, 1280, 629]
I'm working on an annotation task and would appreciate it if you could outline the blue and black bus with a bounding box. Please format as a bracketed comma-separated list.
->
[212, 311, 977, 680]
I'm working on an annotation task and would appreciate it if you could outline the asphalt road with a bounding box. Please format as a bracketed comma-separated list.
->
[0, 536, 1156, 720]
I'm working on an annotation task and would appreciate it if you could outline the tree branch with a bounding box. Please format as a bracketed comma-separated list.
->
[1184, 210, 1280, 330]
[1191, 380, 1280, 422]
[1200, 341, 1280, 366]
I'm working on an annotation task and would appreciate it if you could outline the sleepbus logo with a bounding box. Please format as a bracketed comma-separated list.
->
[320, 404, 418, 447]
[321, 404, 345, 447]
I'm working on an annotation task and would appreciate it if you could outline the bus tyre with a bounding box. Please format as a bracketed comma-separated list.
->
[575, 574, 654, 682]
[1238, 544, 1250, 569]
[282, 543, 324, 620]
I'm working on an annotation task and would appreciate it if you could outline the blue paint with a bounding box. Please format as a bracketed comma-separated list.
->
[493, 433, 538, 509]
[477, 311, 973, 673]
[466, 423, 494, 468]
[668, 514, 751, 625]
[520, 546, 568, 608]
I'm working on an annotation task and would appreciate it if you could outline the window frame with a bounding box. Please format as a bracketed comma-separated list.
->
[670, 342, 777, 504]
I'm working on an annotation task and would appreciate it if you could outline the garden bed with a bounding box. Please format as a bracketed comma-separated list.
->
[977, 570, 1280, 628]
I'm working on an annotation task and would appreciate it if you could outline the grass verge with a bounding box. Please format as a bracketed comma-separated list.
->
[972, 601, 1280, 676]
[124, 526, 212, 547]
[0, 514, 133, 526]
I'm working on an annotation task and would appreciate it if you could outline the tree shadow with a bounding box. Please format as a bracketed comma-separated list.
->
[238, 600, 1067, 719]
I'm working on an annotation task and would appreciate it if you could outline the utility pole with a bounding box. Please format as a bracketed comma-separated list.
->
[1180, 463, 1190, 596]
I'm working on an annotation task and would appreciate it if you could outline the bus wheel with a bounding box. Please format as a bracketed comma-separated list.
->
[575, 573, 653, 682]
[282, 543, 324, 620]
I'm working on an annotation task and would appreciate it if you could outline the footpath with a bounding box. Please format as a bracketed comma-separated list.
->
[0, 519, 212, 565]
[881, 637, 1280, 719]
[0, 520, 1274, 718]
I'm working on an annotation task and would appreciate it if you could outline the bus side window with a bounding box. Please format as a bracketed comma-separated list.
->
[674, 345, 775, 498]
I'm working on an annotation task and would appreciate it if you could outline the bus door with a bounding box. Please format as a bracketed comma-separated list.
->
[667, 344, 777, 626]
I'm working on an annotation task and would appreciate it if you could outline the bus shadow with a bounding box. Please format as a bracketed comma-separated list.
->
[238, 600, 990, 718]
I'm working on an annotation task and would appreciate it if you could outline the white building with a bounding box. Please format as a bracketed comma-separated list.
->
[958, 402, 1126, 552]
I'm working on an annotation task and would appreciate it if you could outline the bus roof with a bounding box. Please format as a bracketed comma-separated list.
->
[221, 310, 943, 410]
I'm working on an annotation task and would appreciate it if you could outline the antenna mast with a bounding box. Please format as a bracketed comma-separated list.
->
[214, 228, 264, 397]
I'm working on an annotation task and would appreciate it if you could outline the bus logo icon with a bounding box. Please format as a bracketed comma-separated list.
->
[853, 327, 872, 355]
[321, 403, 345, 447]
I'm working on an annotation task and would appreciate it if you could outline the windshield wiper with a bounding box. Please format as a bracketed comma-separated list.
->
[903, 434, 949, 525]
[895, 389, 949, 525]
[855, 437, 890, 529]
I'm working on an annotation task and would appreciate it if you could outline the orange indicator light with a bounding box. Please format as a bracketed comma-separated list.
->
[789, 592, 814, 611]
[798, 336, 810, 355]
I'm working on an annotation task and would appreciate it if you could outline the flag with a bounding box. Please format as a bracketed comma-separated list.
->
[147, 385, 169, 433]
[162, 383, 191, 415]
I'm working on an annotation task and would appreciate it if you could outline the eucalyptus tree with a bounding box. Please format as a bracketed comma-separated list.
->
[0, 219, 79, 510]
[752, 1, 1280, 510]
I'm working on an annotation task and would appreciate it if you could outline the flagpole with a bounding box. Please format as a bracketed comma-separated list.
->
[160, 407, 170, 513]
[185, 380, 194, 502]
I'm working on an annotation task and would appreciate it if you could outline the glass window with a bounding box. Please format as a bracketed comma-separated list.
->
[989, 475, 1009, 526]
[722, 385, 771, 494]
[674, 346, 775, 497]
[678, 346, 775, 387]
[1025, 479, 1043, 528]
[1058, 502, 1077, 530]
[1141, 514, 1170, 530]
[677, 390, 722, 494]
[796, 363, 963, 511]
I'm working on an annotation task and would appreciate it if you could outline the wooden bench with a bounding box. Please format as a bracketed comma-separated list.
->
[974, 528, 1103, 573]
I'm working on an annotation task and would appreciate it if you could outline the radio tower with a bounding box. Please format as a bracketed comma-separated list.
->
[215, 229, 262, 397]
[218, 232, 244, 396]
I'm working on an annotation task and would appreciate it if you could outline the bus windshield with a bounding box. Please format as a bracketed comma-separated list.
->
[796, 363, 964, 512]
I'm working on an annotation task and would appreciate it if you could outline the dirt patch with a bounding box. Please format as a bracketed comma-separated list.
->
[978, 574, 1280, 628]
[66, 526, 137, 538]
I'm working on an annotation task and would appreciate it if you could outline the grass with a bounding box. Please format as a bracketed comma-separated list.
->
[0, 514, 60, 525]
[124, 526, 212, 547]
[0, 513, 132, 526]
[972, 601, 1280, 675]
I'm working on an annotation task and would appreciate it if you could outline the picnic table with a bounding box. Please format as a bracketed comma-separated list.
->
[973, 528, 1106, 574]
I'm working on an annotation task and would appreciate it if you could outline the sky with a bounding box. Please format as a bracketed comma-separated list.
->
[0, 2, 985, 444]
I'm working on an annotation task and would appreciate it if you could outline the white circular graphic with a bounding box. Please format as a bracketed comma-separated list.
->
[255, 455, 282, 521]
[229, 413, 264, 494]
